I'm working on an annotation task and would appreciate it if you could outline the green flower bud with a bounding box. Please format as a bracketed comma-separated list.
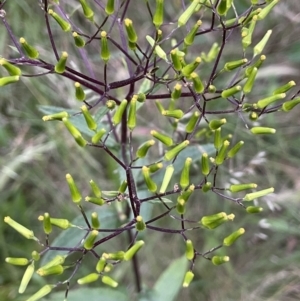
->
[180, 158, 192, 190]
[149, 162, 163, 173]
[106, 100, 116, 110]
[19, 261, 35, 294]
[72, 32, 85, 48]
[176, 198, 186, 214]
[245, 55, 266, 77]
[81, 105, 97, 131]
[209, 118, 226, 131]
[31, 251, 40, 261]
[74, 82, 86, 101]
[162, 109, 184, 119]
[128, 97, 137, 130]
[153, 0, 164, 28]
[214, 128, 222, 150]
[185, 111, 200, 133]
[19, 37, 39, 58]
[221, 85, 242, 98]
[136, 93, 146, 103]
[25, 284, 54, 301]
[91, 212, 100, 229]
[142, 166, 157, 192]
[202, 182, 212, 193]
[217, 0, 230, 15]
[243, 187, 274, 201]
[48, 9, 71, 32]
[102, 275, 118, 287]
[212, 256, 230, 265]
[85, 196, 105, 206]
[191, 72, 204, 93]
[201, 153, 210, 176]
[201, 43, 220, 63]
[224, 58, 248, 71]
[0, 58, 22, 76]
[208, 84, 216, 93]
[215, 140, 230, 165]
[181, 57, 201, 77]
[92, 128, 106, 144]
[118, 180, 128, 193]
[243, 67, 258, 94]
[223, 228, 245, 246]
[5, 257, 29, 266]
[112, 99, 127, 125]
[106, 251, 125, 261]
[36, 265, 64, 276]
[155, 100, 165, 113]
[171, 83, 182, 100]
[151, 130, 173, 146]
[185, 239, 194, 260]
[124, 18, 138, 43]
[79, 0, 94, 21]
[239, 8, 262, 25]
[178, 0, 201, 27]
[257, 0, 279, 20]
[124, 240, 145, 261]
[42, 111, 69, 121]
[105, 0, 115, 15]
[282, 97, 300, 112]
[227, 141, 244, 158]
[54, 51, 68, 73]
[0, 75, 20, 87]
[135, 215, 146, 231]
[257, 93, 286, 109]
[273, 81, 296, 95]
[249, 112, 257, 121]
[242, 15, 257, 49]
[253, 30, 272, 57]
[182, 271, 194, 288]
[160, 164, 174, 193]
[43, 213, 52, 235]
[84, 230, 98, 250]
[200, 212, 233, 229]
[4, 216, 37, 240]
[78, 273, 99, 285]
[181, 184, 195, 202]
[146, 35, 168, 62]
[184, 20, 202, 46]
[229, 183, 257, 192]
[39, 255, 66, 271]
[66, 173, 82, 203]
[100, 31, 110, 63]
[250, 127, 276, 135]
[164, 140, 189, 161]
[136, 140, 155, 158]
[96, 257, 106, 273]
[170, 49, 182, 71]
[50, 218, 72, 229]
[246, 206, 263, 213]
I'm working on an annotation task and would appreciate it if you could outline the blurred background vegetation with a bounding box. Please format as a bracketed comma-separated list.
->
[1, 1, 300, 300]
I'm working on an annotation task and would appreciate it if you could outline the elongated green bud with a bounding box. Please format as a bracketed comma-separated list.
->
[282, 97, 300, 112]
[89, 179, 101, 198]
[191, 72, 204, 93]
[142, 166, 157, 192]
[202, 182, 212, 193]
[151, 130, 173, 146]
[36, 265, 64, 276]
[19, 261, 35, 294]
[160, 164, 174, 193]
[185, 239, 194, 260]
[124, 18, 138, 43]
[135, 215, 146, 231]
[49, 217, 72, 229]
[221, 85, 242, 98]
[118, 180, 128, 194]
[181, 57, 201, 77]
[243, 67, 257, 94]
[246, 206, 263, 213]
[253, 30, 272, 57]
[91, 212, 100, 229]
[153, 0, 164, 28]
[227, 141, 244, 158]
[146, 35, 168, 62]
[78, 273, 99, 285]
[102, 275, 118, 287]
[100, 31, 110, 63]
[184, 20, 202, 46]
[244, 187, 274, 201]
[178, 0, 201, 27]
[48, 9, 71, 31]
[257, 0, 279, 20]
[136, 140, 155, 158]
[66, 173, 82, 203]
[217, 0, 229, 15]
[214, 128, 222, 150]
[19, 37, 39, 58]
[251, 127, 276, 135]
[239, 8, 262, 25]
[4, 216, 37, 240]
[128, 98, 137, 130]
[81, 105, 97, 130]
[201, 153, 210, 176]
[105, 0, 115, 15]
[72, 32, 85, 48]
[79, 0, 94, 21]
[0, 75, 20, 87]
[180, 158, 192, 189]
[84, 230, 98, 250]
[200, 212, 233, 229]
[25, 284, 54, 301]
[230, 183, 257, 192]
[209, 118, 226, 130]
[155, 100, 165, 113]
[39, 255, 66, 271]
[242, 15, 257, 49]
[96, 257, 106, 273]
[5, 257, 29, 266]
[171, 83, 182, 100]
[112, 99, 127, 125]
[224, 59, 248, 71]
[43, 212, 52, 235]
[149, 162, 163, 173]
[0, 58, 21, 76]
[170, 49, 182, 71]
[182, 271, 194, 288]
[273, 81, 296, 95]
[55, 51, 68, 74]
[31, 251, 40, 261]
[176, 198, 186, 214]
[162, 109, 184, 119]
[245, 55, 266, 77]
[185, 111, 200, 133]
[85, 196, 105, 206]
[124, 240, 145, 261]
[215, 140, 230, 165]
[202, 42, 220, 63]
[92, 128, 106, 144]
[223, 228, 245, 246]
[257, 93, 285, 109]
[42, 111, 68, 121]
[181, 184, 195, 202]
[74, 82, 86, 101]
[164, 140, 189, 161]
[212, 256, 230, 265]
